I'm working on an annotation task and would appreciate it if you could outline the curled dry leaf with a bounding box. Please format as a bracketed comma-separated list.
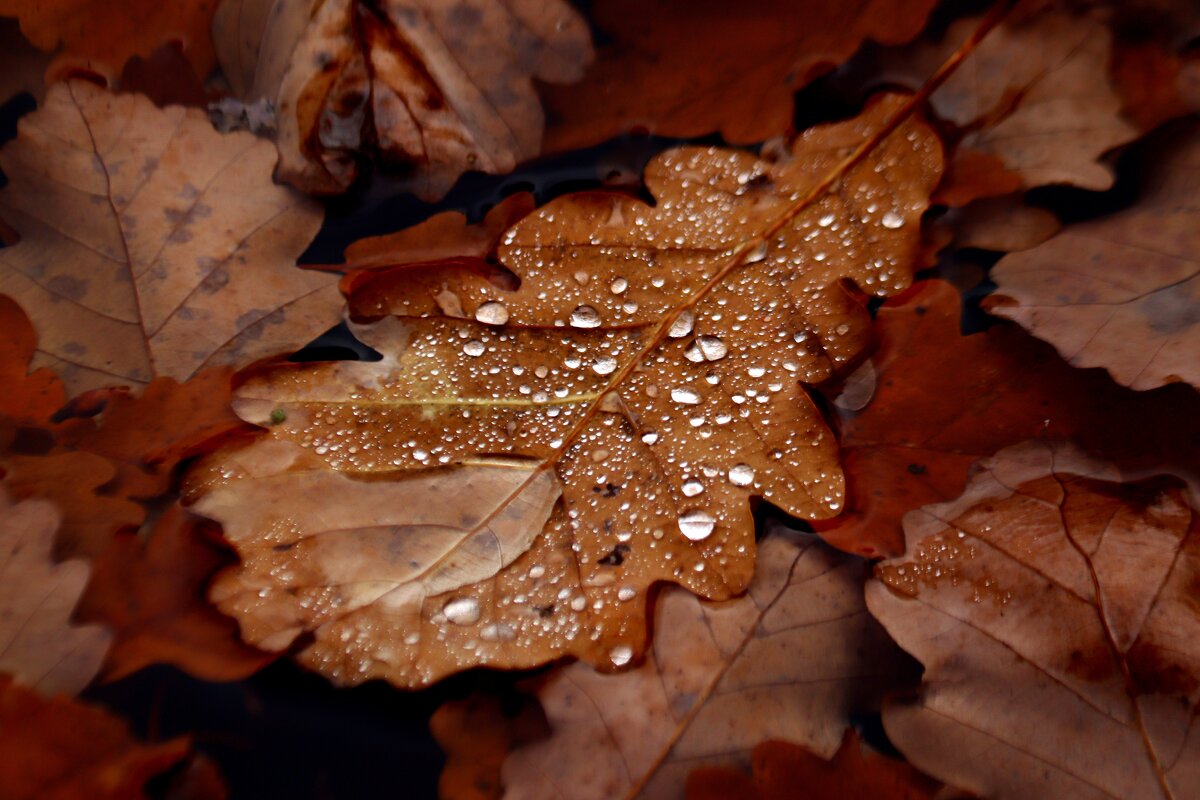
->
[884, 10, 1138, 190]
[214, 0, 593, 198]
[0, 80, 339, 395]
[542, 0, 939, 151]
[0, 674, 215, 800]
[867, 441, 1200, 799]
[826, 280, 1200, 558]
[0, 0, 219, 85]
[189, 94, 942, 686]
[492, 526, 912, 800]
[0, 489, 110, 695]
[987, 122, 1200, 391]
[684, 732, 942, 800]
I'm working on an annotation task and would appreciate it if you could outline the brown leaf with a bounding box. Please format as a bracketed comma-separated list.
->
[541, 0, 940, 151]
[0, 18, 50, 105]
[684, 732, 943, 800]
[0, 674, 216, 800]
[0, 0, 219, 85]
[987, 122, 1200, 390]
[431, 693, 549, 800]
[867, 440, 1200, 799]
[0, 294, 66, 426]
[0, 81, 340, 395]
[0, 489, 110, 695]
[940, 194, 1060, 253]
[493, 525, 912, 800]
[885, 10, 1138, 190]
[188, 94, 943, 687]
[215, 0, 594, 198]
[825, 280, 1200, 558]
[77, 503, 273, 683]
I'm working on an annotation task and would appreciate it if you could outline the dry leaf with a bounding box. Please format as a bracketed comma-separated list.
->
[867, 440, 1200, 799]
[987, 122, 1200, 390]
[0, 674, 211, 800]
[885, 10, 1138, 190]
[0, 489, 110, 695]
[0, 80, 339, 394]
[941, 194, 1060, 253]
[0, 0, 219, 85]
[214, 0, 593, 198]
[825, 280, 1200, 558]
[189, 94, 943, 686]
[684, 732, 942, 800]
[0, 18, 49, 104]
[0, 294, 66, 426]
[493, 525, 911, 800]
[431, 693, 549, 800]
[542, 0, 939, 151]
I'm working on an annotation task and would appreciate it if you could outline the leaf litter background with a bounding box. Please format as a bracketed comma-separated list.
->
[0, 0, 1199, 797]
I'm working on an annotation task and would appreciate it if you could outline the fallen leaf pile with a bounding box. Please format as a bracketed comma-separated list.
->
[1, 0, 1199, 797]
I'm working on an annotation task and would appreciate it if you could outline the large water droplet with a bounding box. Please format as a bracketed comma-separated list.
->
[475, 301, 509, 326]
[617, 586, 636, 601]
[610, 278, 628, 294]
[683, 341, 705, 363]
[678, 510, 715, 540]
[462, 340, 485, 357]
[610, 645, 633, 666]
[592, 356, 617, 375]
[697, 335, 727, 361]
[570, 305, 602, 328]
[745, 241, 768, 263]
[641, 431, 659, 445]
[443, 597, 480, 625]
[671, 387, 701, 405]
[668, 310, 694, 338]
[881, 211, 905, 229]
[682, 479, 704, 497]
[728, 464, 755, 486]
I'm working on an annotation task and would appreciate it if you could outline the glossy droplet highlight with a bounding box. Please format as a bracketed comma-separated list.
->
[682, 479, 704, 497]
[442, 597, 480, 625]
[610, 278, 628, 294]
[475, 301, 509, 326]
[610, 645, 633, 666]
[745, 241, 768, 263]
[462, 340, 485, 357]
[696, 335, 727, 361]
[570, 305, 602, 328]
[881, 211, 905, 229]
[728, 464, 755, 486]
[668, 310, 694, 338]
[678, 510, 715, 540]
[671, 387, 701, 405]
[592, 356, 617, 375]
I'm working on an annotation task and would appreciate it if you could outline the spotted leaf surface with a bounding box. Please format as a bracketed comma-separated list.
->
[0, 81, 340, 394]
[191, 94, 942, 686]
[867, 441, 1200, 800]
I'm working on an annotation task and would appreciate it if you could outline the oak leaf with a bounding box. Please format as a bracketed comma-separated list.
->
[684, 732, 942, 800]
[0, 674, 217, 800]
[0, 293, 66, 426]
[491, 525, 912, 800]
[825, 280, 1200, 558]
[541, 0, 939, 152]
[431, 693, 549, 800]
[987, 122, 1200, 390]
[867, 441, 1200, 799]
[0, 489, 110, 695]
[189, 94, 943, 686]
[0, 80, 340, 394]
[213, 0, 594, 198]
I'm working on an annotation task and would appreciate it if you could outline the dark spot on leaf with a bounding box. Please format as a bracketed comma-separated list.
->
[598, 544, 631, 566]
[47, 275, 87, 301]
[906, 463, 927, 475]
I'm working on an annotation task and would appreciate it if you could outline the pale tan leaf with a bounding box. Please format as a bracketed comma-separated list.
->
[0, 80, 340, 394]
[867, 440, 1200, 800]
[0, 489, 111, 695]
[987, 123, 1200, 390]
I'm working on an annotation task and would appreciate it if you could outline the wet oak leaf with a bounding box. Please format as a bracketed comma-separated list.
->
[867, 441, 1200, 800]
[0, 674, 213, 800]
[541, 0, 940, 151]
[493, 526, 912, 800]
[684, 732, 942, 800]
[0, 489, 111, 696]
[825, 280, 1200, 558]
[191, 95, 942, 686]
[987, 122, 1200, 391]
[77, 503, 274, 683]
[0, 0, 219, 85]
[0, 80, 340, 395]
[214, 0, 594, 198]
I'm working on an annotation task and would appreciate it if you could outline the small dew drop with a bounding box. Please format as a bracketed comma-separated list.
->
[462, 340, 485, 357]
[697, 335, 727, 361]
[570, 305, 602, 329]
[610, 278, 628, 294]
[678, 509, 715, 541]
[610, 645, 633, 667]
[671, 387, 701, 405]
[475, 301, 509, 326]
[745, 241, 768, 263]
[668, 310, 694, 338]
[443, 597, 480, 625]
[641, 431, 659, 445]
[682, 479, 704, 497]
[617, 587, 636, 602]
[728, 464, 755, 486]
[592, 356, 618, 375]
[881, 211, 905, 229]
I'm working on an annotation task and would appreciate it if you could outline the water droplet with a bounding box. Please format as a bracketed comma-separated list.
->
[683, 341, 705, 362]
[462, 340, 485, 357]
[641, 431, 659, 445]
[570, 305, 602, 329]
[610, 645, 633, 666]
[610, 278, 628, 294]
[475, 302, 509, 326]
[697, 335, 727, 361]
[671, 387, 701, 405]
[617, 586, 636, 601]
[443, 597, 480, 625]
[593, 356, 618, 375]
[574, 271, 590, 285]
[678, 510, 715, 540]
[682, 479, 704, 497]
[668, 310, 694, 338]
[570, 595, 587, 611]
[745, 241, 768, 263]
[480, 623, 516, 642]
[818, 212, 836, 227]
[747, 365, 766, 378]
[881, 211, 905, 229]
[528, 564, 545, 579]
[728, 464, 755, 486]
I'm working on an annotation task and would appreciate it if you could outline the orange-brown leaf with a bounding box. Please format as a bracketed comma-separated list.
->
[0, 294, 65, 426]
[431, 693, 549, 800]
[867, 441, 1200, 799]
